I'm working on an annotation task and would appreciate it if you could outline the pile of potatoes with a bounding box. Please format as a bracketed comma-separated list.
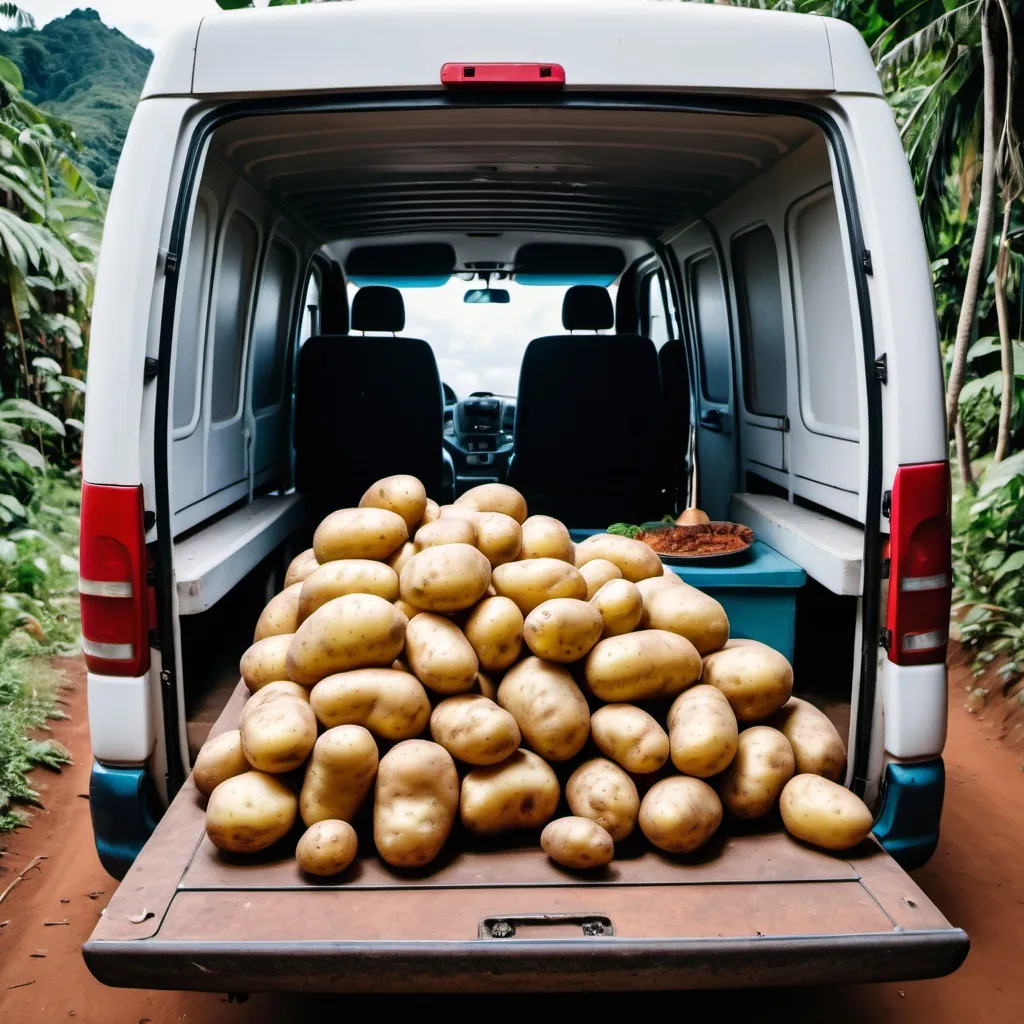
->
[196, 475, 873, 877]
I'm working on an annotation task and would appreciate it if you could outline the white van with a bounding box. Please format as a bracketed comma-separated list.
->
[79, 0, 965, 993]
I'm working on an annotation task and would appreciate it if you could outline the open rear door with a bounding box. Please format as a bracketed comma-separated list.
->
[84, 685, 967, 994]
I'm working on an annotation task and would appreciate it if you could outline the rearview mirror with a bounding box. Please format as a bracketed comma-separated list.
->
[464, 288, 510, 305]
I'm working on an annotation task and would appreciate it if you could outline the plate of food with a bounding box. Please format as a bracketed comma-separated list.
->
[608, 508, 755, 565]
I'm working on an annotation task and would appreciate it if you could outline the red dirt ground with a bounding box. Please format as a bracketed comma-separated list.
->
[1, 652, 1022, 1022]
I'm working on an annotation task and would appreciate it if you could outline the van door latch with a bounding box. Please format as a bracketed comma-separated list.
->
[478, 913, 614, 939]
[882, 490, 892, 518]
[861, 249, 873, 275]
[160, 249, 179, 275]
[873, 354, 887, 384]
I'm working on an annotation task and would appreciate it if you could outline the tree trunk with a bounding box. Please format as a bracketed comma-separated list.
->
[946, 0, 999, 486]
[993, 198, 1014, 462]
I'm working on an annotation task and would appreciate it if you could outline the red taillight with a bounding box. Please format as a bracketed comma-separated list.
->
[440, 62, 566, 88]
[79, 483, 150, 676]
[884, 462, 952, 665]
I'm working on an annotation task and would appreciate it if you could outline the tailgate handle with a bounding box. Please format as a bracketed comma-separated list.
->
[479, 913, 614, 939]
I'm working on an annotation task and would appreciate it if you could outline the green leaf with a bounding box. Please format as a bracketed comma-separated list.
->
[992, 551, 1024, 582]
[58, 376, 86, 393]
[966, 336, 1000, 362]
[0, 438, 45, 469]
[979, 450, 1024, 497]
[0, 398, 66, 436]
[216, 0, 254, 8]
[58, 553, 78, 574]
[31, 356, 62, 376]
[63, 418, 84, 433]
[0, 54, 24, 92]
[0, 493, 26, 517]
[0, 538, 16, 563]
[959, 371, 1002, 402]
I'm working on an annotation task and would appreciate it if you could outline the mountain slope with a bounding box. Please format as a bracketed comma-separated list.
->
[0, 8, 153, 188]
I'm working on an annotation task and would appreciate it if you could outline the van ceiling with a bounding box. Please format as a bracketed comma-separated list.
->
[211, 106, 817, 246]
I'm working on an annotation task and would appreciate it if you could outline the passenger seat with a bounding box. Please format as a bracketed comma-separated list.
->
[658, 338, 691, 511]
[295, 286, 446, 532]
[509, 285, 668, 526]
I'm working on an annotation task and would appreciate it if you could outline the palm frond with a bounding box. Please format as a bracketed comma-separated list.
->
[878, 1, 983, 72]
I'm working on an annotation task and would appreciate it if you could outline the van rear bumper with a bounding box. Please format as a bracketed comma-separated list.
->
[89, 762, 162, 880]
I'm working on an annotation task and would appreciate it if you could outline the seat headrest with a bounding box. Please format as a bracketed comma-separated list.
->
[562, 285, 614, 331]
[351, 286, 405, 332]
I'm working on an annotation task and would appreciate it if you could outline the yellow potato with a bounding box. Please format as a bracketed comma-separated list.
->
[240, 633, 294, 692]
[393, 598, 421, 621]
[667, 684, 738, 778]
[584, 630, 702, 702]
[702, 641, 794, 721]
[579, 557, 623, 599]
[309, 667, 431, 740]
[523, 598, 603, 662]
[768, 697, 847, 782]
[297, 560, 400, 622]
[387, 541, 417, 576]
[193, 729, 249, 798]
[491, 557, 587, 614]
[240, 693, 317, 773]
[359, 473, 428, 531]
[313, 507, 408, 562]
[239, 680, 310, 726]
[639, 777, 722, 854]
[463, 596, 524, 672]
[591, 578, 644, 637]
[253, 582, 302, 642]
[590, 704, 669, 774]
[474, 670, 498, 702]
[475, 511, 523, 567]
[300, 724, 379, 826]
[520, 514, 575, 562]
[414, 516, 477, 550]
[295, 819, 358, 877]
[418, 498, 441, 528]
[639, 581, 729, 655]
[541, 817, 615, 869]
[497, 656, 590, 761]
[405, 613, 479, 693]
[286, 593, 406, 685]
[460, 749, 560, 835]
[455, 482, 528, 523]
[566, 758, 640, 841]
[374, 739, 459, 867]
[720, 725, 795, 818]
[284, 548, 319, 588]
[400, 543, 492, 612]
[574, 533, 662, 583]
[780, 774, 874, 851]
[205, 771, 297, 854]
[430, 694, 521, 765]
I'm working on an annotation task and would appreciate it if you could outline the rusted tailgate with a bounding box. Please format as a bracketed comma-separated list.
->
[83, 684, 967, 993]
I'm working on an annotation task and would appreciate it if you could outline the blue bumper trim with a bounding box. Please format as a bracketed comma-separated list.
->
[89, 762, 163, 880]
[873, 758, 944, 870]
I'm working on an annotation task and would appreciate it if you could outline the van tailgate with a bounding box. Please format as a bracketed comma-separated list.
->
[84, 685, 967, 993]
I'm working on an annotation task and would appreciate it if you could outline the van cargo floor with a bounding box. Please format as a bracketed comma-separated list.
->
[84, 684, 967, 993]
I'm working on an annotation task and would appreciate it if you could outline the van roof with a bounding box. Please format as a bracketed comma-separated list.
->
[143, 0, 882, 101]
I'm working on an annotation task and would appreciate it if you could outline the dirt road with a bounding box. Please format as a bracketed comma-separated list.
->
[1, 653, 1021, 1022]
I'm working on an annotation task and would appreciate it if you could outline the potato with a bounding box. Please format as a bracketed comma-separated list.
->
[591, 578, 643, 637]
[387, 541, 417, 576]
[768, 697, 847, 782]
[460, 749, 560, 835]
[676, 507, 711, 525]
[579, 557, 622, 599]
[300, 724, 379, 826]
[639, 777, 722, 854]
[284, 548, 319, 588]
[780, 774, 873, 851]
[296, 820, 358, 877]
[205, 771, 297, 854]
[297, 560, 400, 622]
[590, 704, 669, 774]
[566, 758, 640, 841]
[400, 543, 492, 612]
[541, 817, 615, 869]
[253, 583, 302, 642]
[240, 693, 317, 773]
[702, 641, 794, 721]
[414, 516, 477, 550]
[309, 667, 431, 740]
[639, 581, 729, 655]
[313, 507, 408, 563]
[405, 613, 479, 694]
[667, 684, 738, 778]
[430, 694, 521, 765]
[240, 634, 294, 692]
[520, 515, 575, 562]
[419, 498, 441, 527]
[575, 533, 662, 583]
[393, 598, 421, 621]
[359, 473, 427, 531]
[720, 725, 795, 818]
[286, 593, 406, 685]
[464, 596, 524, 672]
[491, 557, 587, 614]
[475, 511, 523, 567]
[239, 680, 310, 726]
[374, 739, 459, 867]
[455, 482, 528, 523]
[523, 598, 603, 662]
[584, 630, 702, 702]
[474, 670, 498, 701]
[193, 729, 249, 798]
[497, 656, 590, 761]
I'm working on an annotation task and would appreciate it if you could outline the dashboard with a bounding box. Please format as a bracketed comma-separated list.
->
[443, 391, 516, 485]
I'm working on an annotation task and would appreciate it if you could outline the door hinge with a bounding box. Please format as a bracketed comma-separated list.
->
[873, 353, 888, 384]
[878, 627, 892, 651]
[143, 356, 159, 384]
[882, 490, 892, 518]
[161, 249, 180, 275]
[861, 249, 873, 275]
